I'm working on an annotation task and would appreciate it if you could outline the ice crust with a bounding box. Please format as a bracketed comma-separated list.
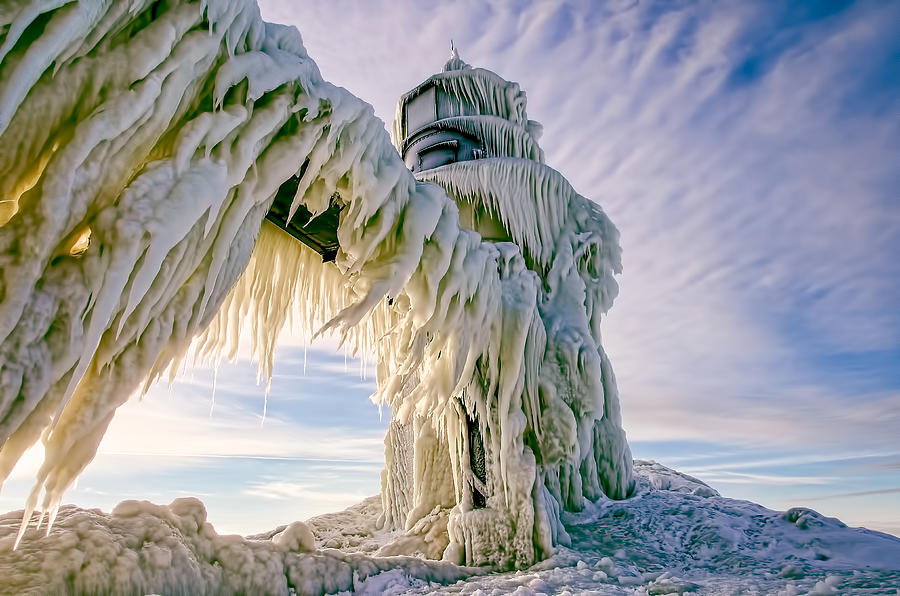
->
[1, 462, 898, 595]
[0, 0, 634, 568]
[0, 496, 479, 595]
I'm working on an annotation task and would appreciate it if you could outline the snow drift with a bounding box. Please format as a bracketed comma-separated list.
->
[2, 461, 898, 595]
[0, 0, 632, 570]
[0, 495, 479, 595]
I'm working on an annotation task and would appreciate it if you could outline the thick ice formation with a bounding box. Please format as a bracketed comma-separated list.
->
[0, 496, 479, 595]
[0, 0, 631, 570]
[379, 51, 633, 568]
[3, 462, 898, 595]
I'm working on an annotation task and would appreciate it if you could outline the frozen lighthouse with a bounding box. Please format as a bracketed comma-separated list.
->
[3, 5, 899, 594]
[377, 47, 635, 568]
[0, 0, 630, 573]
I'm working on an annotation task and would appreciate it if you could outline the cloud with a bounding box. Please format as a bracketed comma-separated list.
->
[94, 365, 385, 464]
[686, 471, 837, 486]
[859, 460, 900, 472]
[244, 481, 369, 503]
[0, 343, 386, 484]
[672, 450, 900, 474]
[257, 0, 900, 451]
[798, 487, 900, 502]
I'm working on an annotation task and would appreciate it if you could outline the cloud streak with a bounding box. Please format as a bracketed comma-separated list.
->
[799, 487, 900, 502]
[244, 481, 370, 503]
[260, 0, 900, 451]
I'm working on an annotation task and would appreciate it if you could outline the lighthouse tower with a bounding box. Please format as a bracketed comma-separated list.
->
[379, 46, 635, 569]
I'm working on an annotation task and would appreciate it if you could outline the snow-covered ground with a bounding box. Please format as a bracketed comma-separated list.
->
[2, 460, 897, 595]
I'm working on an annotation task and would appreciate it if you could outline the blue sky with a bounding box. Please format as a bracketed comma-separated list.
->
[4, 0, 898, 537]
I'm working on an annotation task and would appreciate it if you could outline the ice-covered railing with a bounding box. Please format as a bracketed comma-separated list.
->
[424, 115, 545, 163]
[0, 0, 632, 570]
[419, 158, 621, 281]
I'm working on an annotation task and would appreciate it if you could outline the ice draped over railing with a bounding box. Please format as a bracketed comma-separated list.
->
[0, 0, 631, 568]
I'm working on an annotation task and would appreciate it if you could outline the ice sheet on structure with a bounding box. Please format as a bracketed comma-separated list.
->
[0, 0, 542, 550]
[0, 0, 636, 570]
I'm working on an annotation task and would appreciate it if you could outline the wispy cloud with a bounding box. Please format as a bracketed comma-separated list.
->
[690, 471, 837, 486]
[96, 369, 385, 463]
[675, 451, 900, 474]
[259, 0, 900, 451]
[798, 487, 900, 502]
[857, 460, 900, 472]
[244, 481, 369, 503]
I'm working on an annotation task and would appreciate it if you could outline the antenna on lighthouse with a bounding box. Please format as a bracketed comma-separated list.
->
[443, 40, 469, 72]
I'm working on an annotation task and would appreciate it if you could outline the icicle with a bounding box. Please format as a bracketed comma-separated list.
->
[261, 379, 271, 427]
[209, 359, 220, 418]
[44, 497, 62, 536]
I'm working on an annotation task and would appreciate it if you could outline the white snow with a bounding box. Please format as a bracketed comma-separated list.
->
[1, 461, 897, 595]
[0, 495, 478, 595]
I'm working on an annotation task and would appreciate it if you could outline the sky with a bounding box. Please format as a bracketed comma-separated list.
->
[3, 0, 898, 537]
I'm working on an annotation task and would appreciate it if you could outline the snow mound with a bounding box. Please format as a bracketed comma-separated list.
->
[416, 461, 900, 594]
[252, 495, 389, 555]
[0, 496, 477, 596]
[633, 459, 719, 497]
[2, 462, 898, 595]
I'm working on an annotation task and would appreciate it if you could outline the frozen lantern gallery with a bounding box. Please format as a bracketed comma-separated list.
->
[0, 1, 631, 570]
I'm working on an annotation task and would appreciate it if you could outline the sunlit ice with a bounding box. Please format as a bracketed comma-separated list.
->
[0, 1, 898, 594]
